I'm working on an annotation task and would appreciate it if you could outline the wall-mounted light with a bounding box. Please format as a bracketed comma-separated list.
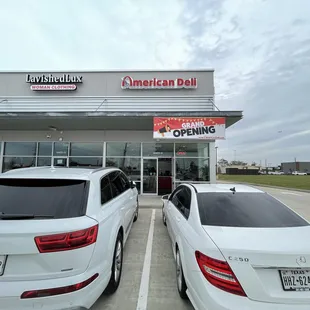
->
[46, 134, 52, 139]
[59, 137, 63, 141]
[48, 126, 58, 131]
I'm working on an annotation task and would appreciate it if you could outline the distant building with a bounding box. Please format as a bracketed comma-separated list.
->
[281, 162, 310, 174]
[222, 165, 260, 175]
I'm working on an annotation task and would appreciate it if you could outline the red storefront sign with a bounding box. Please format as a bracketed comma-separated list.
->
[121, 76, 197, 89]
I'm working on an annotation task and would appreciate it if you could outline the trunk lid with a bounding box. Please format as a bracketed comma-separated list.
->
[0, 177, 97, 282]
[0, 216, 98, 281]
[203, 225, 310, 304]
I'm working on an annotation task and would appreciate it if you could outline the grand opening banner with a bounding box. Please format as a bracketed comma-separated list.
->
[153, 117, 226, 140]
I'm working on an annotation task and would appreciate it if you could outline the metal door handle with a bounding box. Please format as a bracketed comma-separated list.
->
[176, 217, 180, 222]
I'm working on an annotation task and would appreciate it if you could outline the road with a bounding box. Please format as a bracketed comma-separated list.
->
[91, 186, 310, 310]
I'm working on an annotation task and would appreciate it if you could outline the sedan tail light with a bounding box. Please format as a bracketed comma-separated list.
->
[35, 224, 98, 253]
[195, 251, 246, 297]
[21, 273, 99, 299]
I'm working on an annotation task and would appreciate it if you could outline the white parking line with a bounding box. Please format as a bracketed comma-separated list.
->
[136, 209, 156, 310]
[280, 191, 303, 196]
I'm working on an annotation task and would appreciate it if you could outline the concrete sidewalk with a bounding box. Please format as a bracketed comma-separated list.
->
[138, 195, 163, 209]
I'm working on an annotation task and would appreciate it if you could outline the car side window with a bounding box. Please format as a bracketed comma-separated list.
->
[100, 175, 113, 205]
[109, 171, 125, 198]
[119, 172, 130, 191]
[177, 187, 191, 219]
[171, 187, 191, 219]
[171, 189, 182, 207]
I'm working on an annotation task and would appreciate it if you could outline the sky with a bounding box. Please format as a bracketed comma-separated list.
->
[0, 0, 309, 166]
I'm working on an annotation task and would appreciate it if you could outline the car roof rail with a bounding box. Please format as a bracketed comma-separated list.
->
[89, 167, 117, 174]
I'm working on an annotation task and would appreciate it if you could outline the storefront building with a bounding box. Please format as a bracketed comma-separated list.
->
[0, 69, 242, 195]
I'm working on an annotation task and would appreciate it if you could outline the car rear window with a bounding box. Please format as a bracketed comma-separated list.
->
[0, 178, 89, 219]
[197, 192, 309, 228]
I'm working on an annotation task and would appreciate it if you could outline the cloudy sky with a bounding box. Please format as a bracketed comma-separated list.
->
[1, 0, 309, 166]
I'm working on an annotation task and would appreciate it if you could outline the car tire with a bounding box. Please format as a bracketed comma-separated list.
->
[162, 205, 167, 226]
[104, 232, 123, 294]
[176, 248, 188, 299]
[133, 198, 139, 222]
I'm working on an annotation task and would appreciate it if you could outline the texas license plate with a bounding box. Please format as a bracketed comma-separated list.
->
[0, 255, 7, 276]
[280, 269, 310, 291]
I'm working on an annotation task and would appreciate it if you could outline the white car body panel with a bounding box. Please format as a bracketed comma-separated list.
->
[0, 167, 138, 310]
[163, 183, 310, 310]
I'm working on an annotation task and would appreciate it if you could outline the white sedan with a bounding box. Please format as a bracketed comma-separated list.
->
[292, 171, 308, 175]
[0, 166, 139, 310]
[162, 183, 310, 310]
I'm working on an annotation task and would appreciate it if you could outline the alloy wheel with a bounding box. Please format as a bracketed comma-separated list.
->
[114, 240, 122, 282]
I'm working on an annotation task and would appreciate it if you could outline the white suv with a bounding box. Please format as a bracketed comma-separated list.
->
[0, 166, 139, 310]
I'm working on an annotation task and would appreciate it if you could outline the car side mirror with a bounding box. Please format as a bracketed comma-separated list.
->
[161, 194, 170, 201]
[130, 180, 136, 189]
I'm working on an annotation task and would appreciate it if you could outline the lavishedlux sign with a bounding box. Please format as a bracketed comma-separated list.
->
[26, 74, 83, 91]
[121, 76, 197, 89]
[153, 117, 225, 140]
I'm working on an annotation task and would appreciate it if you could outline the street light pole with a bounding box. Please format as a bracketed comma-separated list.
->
[215, 146, 218, 177]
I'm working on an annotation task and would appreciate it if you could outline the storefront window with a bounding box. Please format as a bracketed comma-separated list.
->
[38, 142, 53, 156]
[175, 158, 209, 182]
[143, 143, 173, 157]
[70, 143, 103, 157]
[106, 157, 141, 181]
[69, 157, 103, 168]
[53, 142, 69, 156]
[37, 157, 52, 167]
[2, 157, 36, 172]
[4, 142, 37, 156]
[175, 143, 209, 157]
[106, 142, 141, 157]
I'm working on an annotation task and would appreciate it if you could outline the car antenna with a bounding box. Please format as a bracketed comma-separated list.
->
[230, 187, 236, 194]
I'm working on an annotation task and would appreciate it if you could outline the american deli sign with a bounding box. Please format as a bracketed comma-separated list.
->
[26, 74, 83, 91]
[153, 117, 226, 140]
[121, 76, 197, 89]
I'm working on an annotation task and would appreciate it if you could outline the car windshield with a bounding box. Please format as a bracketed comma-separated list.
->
[0, 178, 89, 219]
[197, 192, 309, 228]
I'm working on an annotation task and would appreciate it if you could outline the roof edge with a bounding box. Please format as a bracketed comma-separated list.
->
[0, 68, 215, 73]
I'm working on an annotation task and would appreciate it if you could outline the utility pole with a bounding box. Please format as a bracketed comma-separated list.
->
[215, 146, 218, 177]
[295, 157, 297, 171]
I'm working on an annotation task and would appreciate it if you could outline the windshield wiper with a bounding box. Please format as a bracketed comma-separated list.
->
[0, 212, 54, 220]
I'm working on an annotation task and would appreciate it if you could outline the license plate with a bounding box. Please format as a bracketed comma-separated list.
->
[280, 269, 310, 291]
[0, 255, 7, 276]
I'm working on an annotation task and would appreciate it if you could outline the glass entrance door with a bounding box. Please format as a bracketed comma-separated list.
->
[142, 158, 158, 194]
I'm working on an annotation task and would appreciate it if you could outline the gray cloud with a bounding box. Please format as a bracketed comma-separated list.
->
[183, 0, 310, 165]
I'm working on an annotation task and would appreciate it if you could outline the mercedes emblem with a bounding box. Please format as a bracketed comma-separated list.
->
[297, 256, 307, 265]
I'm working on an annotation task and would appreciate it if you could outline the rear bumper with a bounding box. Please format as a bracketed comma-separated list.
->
[0, 267, 111, 310]
[187, 272, 310, 310]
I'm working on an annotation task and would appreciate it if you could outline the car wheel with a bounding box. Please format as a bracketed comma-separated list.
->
[133, 198, 139, 222]
[162, 205, 167, 226]
[104, 232, 123, 294]
[176, 248, 188, 299]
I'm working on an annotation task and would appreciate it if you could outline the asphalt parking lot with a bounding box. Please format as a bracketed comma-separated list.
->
[91, 186, 310, 310]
